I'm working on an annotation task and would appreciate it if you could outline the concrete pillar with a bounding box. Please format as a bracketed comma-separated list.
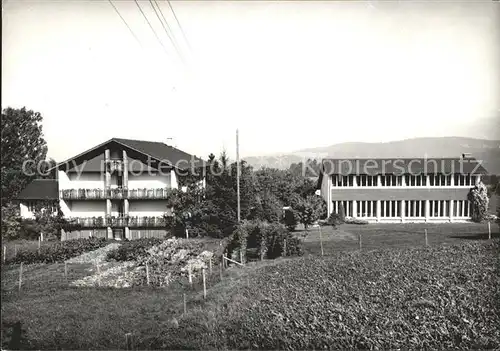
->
[170, 169, 178, 189]
[107, 227, 113, 239]
[402, 174, 406, 187]
[124, 199, 129, 216]
[376, 200, 381, 222]
[449, 200, 454, 222]
[123, 150, 128, 188]
[377, 175, 382, 187]
[106, 199, 111, 216]
[353, 175, 358, 187]
[352, 200, 357, 218]
[425, 200, 430, 222]
[401, 200, 405, 223]
[105, 149, 111, 190]
[124, 227, 130, 240]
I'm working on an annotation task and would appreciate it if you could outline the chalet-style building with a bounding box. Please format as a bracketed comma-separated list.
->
[18, 138, 205, 240]
[317, 155, 488, 223]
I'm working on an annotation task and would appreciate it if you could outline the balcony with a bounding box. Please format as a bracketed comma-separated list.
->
[61, 189, 105, 200]
[61, 188, 172, 200]
[127, 188, 172, 199]
[65, 216, 167, 228]
[106, 159, 124, 173]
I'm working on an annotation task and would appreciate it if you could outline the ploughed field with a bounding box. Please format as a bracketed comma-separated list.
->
[2, 236, 499, 349]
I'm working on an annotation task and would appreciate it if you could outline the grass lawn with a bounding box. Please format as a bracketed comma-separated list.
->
[295, 222, 499, 255]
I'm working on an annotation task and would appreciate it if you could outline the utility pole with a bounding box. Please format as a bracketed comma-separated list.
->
[236, 129, 241, 222]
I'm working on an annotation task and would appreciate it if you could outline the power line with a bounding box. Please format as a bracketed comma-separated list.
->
[134, 0, 171, 56]
[149, 0, 185, 63]
[165, 0, 193, 53]
[108, 0, 143, 48]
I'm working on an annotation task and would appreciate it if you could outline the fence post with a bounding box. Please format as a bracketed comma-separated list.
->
[424, 229, 428, 246]
[239, 249, 244, 265]
[38, 236, 41, 254]
[219, 259, 223, 280]
[209, 257, 213, 274]
[96, 261, 101, 287]
[283, 239, 287, 257]
[358, 234, 362, 250]
[64, 262, 68, 283]
[202, 268, 207, 299]
[146, 262, 150, 286]
[3, 245, 6, 264]
[125, 333, 133, 350]
[183, 293, 187, 314]
[18, 262, 23, 292]
[319, 226, 324, 256]
[488, 221, 491, 240]
[188, 266, 192, 286]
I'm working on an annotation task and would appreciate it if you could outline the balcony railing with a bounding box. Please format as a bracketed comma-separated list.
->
[127, 188, 171, 199]
[61, 189, 105, 200]
[65, 216, 167, 228]
[61, 188, 172, 200]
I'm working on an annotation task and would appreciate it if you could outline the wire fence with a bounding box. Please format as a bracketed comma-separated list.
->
[299, 221, 497, 256]
[1, 254, 238, 296]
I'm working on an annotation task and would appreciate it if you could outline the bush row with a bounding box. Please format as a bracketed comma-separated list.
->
[228, 220, 303, 261]
[5, 238, 109, 264]
[105, 238, 165, 262]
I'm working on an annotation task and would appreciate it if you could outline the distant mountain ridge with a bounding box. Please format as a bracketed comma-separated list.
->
[243, 137, 500, 174]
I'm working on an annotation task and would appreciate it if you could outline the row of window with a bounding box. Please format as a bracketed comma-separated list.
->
[332, 174, 478, 187]
[332, 200, 472, 218]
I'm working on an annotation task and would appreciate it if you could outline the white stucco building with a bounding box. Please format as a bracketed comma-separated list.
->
[18, 138, 205, 240]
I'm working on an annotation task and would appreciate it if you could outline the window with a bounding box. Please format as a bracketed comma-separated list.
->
[27, 202, 36, 212]
[454, 200, 471, 217]
[355, 201, 377, 217]
[380, 200, 401, 217]
[453, 174, 473, 187]
[356, 175, 378, 187]
[332, 175, 354, 187]
[381, 175, 403, 187]
[429, 200, 451, 217]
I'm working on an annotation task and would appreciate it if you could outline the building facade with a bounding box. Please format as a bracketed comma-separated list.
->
[317, 156, 488, 223]
[18, 138, 205, 240]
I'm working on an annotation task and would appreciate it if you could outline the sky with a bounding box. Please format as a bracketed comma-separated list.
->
[2, 0, 499, 162]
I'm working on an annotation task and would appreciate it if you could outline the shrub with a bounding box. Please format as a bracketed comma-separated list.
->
[6, 238, 108, 264]
[327, 212, 344, 227]
[468, 181, 489, 222]
[231, 221, 303, 260]
[344, 218, 369, 225]
[106, 238, 165, 262]
[283, 208, 298, 231]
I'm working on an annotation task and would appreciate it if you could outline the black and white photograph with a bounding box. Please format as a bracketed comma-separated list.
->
[1, 0, 499, 349]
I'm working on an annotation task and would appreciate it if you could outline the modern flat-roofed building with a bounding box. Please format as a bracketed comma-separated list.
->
[17, 138, 205, 240]
[316, 155, 488, 223]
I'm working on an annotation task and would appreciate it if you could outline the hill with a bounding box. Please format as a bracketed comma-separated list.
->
[243, 137, 500, 174]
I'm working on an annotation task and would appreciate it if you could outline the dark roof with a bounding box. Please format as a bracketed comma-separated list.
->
[56, 138, 206, 172]
[316, 157, 489, 189]
[321, 157, 488, 176]
[114, 138, 205, 168]
[17, 179, 59, 200]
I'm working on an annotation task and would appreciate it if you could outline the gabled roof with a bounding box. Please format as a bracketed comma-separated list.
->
[114, 138, 205, 168]
[17, 179, 59, 200]
[56, 138, 206, 172]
